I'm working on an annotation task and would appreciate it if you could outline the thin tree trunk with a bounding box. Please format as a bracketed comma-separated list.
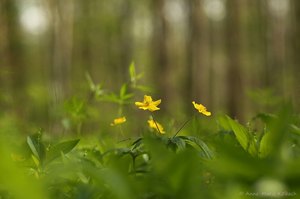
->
[225, 0, 244, 120]
[0, 0, 25, 116]
[151, 0, 170, 108]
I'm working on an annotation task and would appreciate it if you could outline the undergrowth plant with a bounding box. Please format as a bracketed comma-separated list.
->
[0, 63, 299, 199]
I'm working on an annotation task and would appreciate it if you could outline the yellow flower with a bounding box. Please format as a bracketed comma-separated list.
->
[135, 95, 161, 112]
[110, 116, 126, 126]
[148, 119, 165, 134]
[192, 101, 211, 116]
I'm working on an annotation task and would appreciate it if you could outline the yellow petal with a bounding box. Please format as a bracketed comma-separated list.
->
[147, 119, 165, 134]
[110, 116, 126, 126]
[152, 99, 161, 106]
[148, 105, 160, 112]
[135, 102, 144, 106]
[192, 101, 211, 116]
[144, 95, 153, 103]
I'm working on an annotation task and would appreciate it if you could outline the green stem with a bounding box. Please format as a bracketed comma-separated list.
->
[118, 125, 125, 137]
[172, 114, 196, 138]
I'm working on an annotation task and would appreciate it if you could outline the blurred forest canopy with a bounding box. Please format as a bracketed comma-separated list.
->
[0, 0, 300, 131]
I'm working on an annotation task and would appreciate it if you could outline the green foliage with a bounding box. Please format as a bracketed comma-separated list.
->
[1, 63, 300, 199]
[46, 139, 80, 163]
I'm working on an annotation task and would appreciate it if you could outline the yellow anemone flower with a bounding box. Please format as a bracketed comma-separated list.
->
[192, 101, 211, 116]
[110, 116, 126, 126]
[148, 119, 165, 134]
[135, 95, 161, 112]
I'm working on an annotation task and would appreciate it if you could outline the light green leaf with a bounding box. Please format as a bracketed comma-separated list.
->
[46, 139, 80, 163]
[129, 61, 136, 82]
[218, 115, 257, 156]
[120, 84, 127, 98]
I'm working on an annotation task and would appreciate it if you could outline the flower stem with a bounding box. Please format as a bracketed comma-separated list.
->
[172, 114, 195, 138]
[118, 125, 125, 137]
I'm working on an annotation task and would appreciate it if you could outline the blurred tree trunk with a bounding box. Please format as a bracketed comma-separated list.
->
[185, 0, 204, 112]
[48, 0, 74, 100]
[47, 0, 74, 133]
[266, 1, 287, 96]
[0, 0, 25, 116]
[151, 0, 170, 108]
[225, 0, 244, 120]
[290, 0, 300, 110]
[119, 0, 133, 81]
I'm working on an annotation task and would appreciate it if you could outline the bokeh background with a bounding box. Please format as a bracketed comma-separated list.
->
[1, 0, 299, 133]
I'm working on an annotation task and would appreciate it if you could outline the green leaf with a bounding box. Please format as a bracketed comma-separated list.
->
[27, 134, 46, 163]
[46, 139, 80, 163]
[179, 136, 214, 159]
[135, 85, 153, 92]
[258, 106, 292, 158]
[85, 72, 95, 91]
[218, 115, 257, 156]
[129, 62, 136, 83]
[169, 137, 186, 151]
[120, 84, 127, 98]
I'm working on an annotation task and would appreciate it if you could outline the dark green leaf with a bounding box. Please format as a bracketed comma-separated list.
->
[179, 136, 214, 159]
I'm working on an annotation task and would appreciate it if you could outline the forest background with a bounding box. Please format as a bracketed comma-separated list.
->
[1, 0, 299, 135]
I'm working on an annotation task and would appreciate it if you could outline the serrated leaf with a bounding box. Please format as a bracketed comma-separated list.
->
[46, 139, 80, 163]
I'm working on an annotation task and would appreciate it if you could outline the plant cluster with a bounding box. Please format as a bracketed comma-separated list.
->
[0, 63, 300, 199]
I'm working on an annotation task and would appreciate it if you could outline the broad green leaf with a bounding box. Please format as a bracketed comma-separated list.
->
[227, 116, 249, 150]
[259, 106, 292, 158]
[259, 131, 272, 158]
[218, 115, 257, 156]
[46, 139, 80, 163]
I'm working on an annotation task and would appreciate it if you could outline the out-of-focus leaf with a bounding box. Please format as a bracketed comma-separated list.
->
[27, 134, 46, 163]
[46, 139, 80, 163]
[218, 115, 257, 156]
[289, 124, 300, 136]
[135, 85, 153, 92]
[0, 137, 47, 199]
[129, 62, 136, 83]
[120, 84, 127, 98]
[259, 106, 292, 158]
